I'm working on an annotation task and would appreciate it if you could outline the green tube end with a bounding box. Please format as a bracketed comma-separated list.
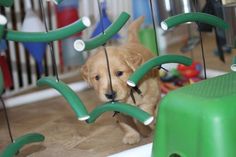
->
[74, 39, 85, 52]
[78, 115, 90, 121]
[127, 80, 136, 87]
[81, 17, 91, 27]
[160, 21, 168, 31]
[231, 56, 236, 71]
[231, 64, 236, 71]
[144, 116, 154, 125]
[0, 14, 7, 25]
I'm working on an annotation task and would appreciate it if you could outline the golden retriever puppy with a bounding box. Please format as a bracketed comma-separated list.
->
[81, 17, 161, 144]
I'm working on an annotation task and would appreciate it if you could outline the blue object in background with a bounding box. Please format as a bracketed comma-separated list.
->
[132, 0, 152, 26]
[56, 0, 78, 12]
[0, 40, 7, 52]
[23, 42, 47, 74]
[91, 2, 120, 39]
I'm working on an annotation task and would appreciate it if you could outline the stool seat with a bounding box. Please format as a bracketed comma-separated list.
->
[152, 72, 236, 157]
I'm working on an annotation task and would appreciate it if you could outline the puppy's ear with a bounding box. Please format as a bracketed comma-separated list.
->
[127, 16, 144, 43]
[124, 52, 143, 71]
[80, 63, 91, 84]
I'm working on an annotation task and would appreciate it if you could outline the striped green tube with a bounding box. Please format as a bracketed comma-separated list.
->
[74, 12, 130, 52]
[87, 102, 154, 125]
[161, 12, 229, 31]
[37, 77, 90, 121]
[127, 55, 192, 87]
[231, 56, 236, 71]
[0, 14, 7, 39]
[0, 0, 14, 7]
[0, 133, 45, 157]
[6, 17, 90, 42]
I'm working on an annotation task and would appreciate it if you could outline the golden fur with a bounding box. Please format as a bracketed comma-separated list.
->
[81, 17, 161, 144]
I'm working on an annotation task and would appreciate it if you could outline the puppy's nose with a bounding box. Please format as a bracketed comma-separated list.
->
[105, 91, 117, 100]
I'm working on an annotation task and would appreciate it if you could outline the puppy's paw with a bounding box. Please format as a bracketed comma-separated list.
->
[122, 132, 140, 144]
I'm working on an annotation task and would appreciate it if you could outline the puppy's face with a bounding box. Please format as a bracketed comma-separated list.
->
[81, 47, 142, 102]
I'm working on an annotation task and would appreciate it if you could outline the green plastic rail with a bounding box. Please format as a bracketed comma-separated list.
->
[74, 12, 130, 52]
[161, 12, 229, 31]
[0, 0, 14, 7]
[37, 77, 90, 121]
[127, 55, 192, 87]
[0, 14, 7, 39]
[0, 133, 45, 157]
[5, 17, 90, 42]
[87, 102, 154, 125]
[231, 56, 236, 71]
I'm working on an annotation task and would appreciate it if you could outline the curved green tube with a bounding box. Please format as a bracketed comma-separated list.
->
[161, 12, 229, 31]
[0, 14, 7, 39]
[0, 133, 45, 157]
[37, 77, 89, 121]
[127, 55, 192, 87]
[87, 102, 154, 125]
[0, 0, 14, 7]
[231, 56, 236, 71]
[74, 12, 130, 52]
[5, 17, 90, 42]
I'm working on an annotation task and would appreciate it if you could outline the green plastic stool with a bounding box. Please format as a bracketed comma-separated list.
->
[152, 72, 236, 157]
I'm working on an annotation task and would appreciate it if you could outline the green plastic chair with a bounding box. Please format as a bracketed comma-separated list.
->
[152, 72, 236, 157]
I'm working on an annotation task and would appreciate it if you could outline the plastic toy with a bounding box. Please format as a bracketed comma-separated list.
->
[177, 61, 202, 78]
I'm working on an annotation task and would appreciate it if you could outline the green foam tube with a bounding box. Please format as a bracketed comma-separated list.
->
[0, 0, 14, 7]
[127, 55, 192, 87]
[6, 17, 90, 42]
[74, 12, 130, 52]
[87, 102, 154, 125]
[37, 77, 89, 121]
[231, 56, 236, 71]
[0, 14, 7, 39]
[0, 133, 45, 157]
[161, 12, 229, 31]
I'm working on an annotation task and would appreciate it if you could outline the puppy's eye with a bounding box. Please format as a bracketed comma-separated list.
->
[95, 75, 100, 81]
[116, 71, 123, 77]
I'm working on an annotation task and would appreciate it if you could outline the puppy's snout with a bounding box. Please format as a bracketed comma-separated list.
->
[105, 91, 117, 100]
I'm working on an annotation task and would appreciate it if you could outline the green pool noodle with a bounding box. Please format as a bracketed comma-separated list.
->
[161, 12, 229, 31]
[0, 0, 14, 7]
[5, 17, 90, 42]
[87, 102, 154, 125]
[127, 55, 192, 87]
[138, 28, 159, 55]
[73, 12, 130, 52]
[0, 133, 45, 157]
[0, 15, 7, 39]
[231, 56, 236, 71]
[37, 77, 89, 121]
